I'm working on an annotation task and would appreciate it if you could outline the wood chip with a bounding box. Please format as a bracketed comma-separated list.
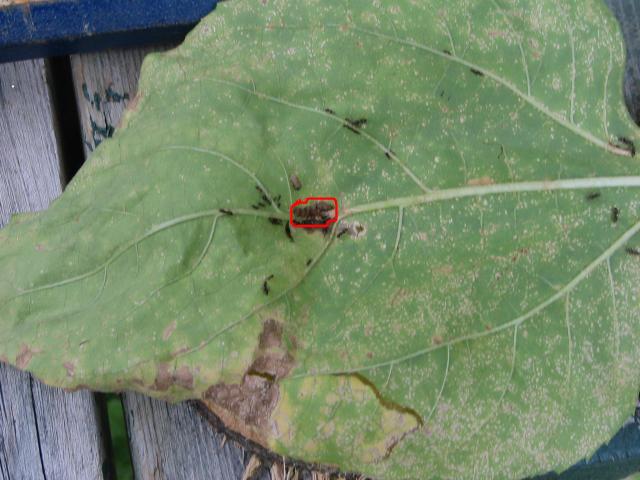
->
[241, 454, 262, 480]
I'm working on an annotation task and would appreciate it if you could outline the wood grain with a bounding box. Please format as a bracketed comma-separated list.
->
[0, 59, 107, 480]
[70, 47, 258, 480]
[70, 47, 163, 156]
[123, 396, 248, 480]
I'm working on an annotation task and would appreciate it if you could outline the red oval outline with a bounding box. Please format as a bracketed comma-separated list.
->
[289, 197, 339, 228]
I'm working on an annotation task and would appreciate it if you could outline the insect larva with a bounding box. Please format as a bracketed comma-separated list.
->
[290, 174, 302, 191]
[293, 201, 335, 225]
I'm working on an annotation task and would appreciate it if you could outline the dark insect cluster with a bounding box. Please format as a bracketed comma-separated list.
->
[470, 68, 484, 76]
[626, 247, 640, 256]
[293, 201, 335, 225]
[324, 107, 368, 135]
[615, 136, 636, 157]
[343, 117, 367, 134]
[252, 185, 282, 210]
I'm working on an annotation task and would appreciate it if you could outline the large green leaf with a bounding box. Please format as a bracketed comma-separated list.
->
[1, 1, 640, 478]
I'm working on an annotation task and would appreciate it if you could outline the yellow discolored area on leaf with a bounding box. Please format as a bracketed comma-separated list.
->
[271, 375, 420, 470]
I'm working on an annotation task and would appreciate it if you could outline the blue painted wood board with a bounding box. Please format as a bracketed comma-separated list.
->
[0, 0, 218, 63]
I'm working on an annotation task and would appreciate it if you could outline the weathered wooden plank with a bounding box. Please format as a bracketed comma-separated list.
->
[70, 47, 255, 480]
[70, 46, 163, 156]
[123, 395, 247, 480]
[0, 59, 107, 480]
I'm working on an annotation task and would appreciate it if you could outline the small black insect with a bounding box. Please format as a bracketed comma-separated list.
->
[344, 118, 367, 134]
[618, 136, 636, 156]
[470, 68, 484, 76]
[585, 192, 601, 201]
[442, 49, 452, 55]
[255, 185, 271, 204]
[290, 174, 302, 191]
[348, 118, 367, 128]
[284, 223, 293, 241]
[324, 108, 336, 115]
[611, 206, 620, 224]
[384, 149, 395, 160]
[262, 274, 274, 295]
[251, 204, 261, 210]
[337, 226, 349, 238]
[269, 217, 283, 226]
[219, 208, 233, 216]
[626, 247, 640, 256]
[439, 90, 445, 97]
[306, 258, 313, 266]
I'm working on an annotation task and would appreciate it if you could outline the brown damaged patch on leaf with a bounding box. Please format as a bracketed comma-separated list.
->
[16, 344, 40, 370]
[171, 345, 190, 356]
[117, 92, 143, 130]
[258, 318, 283, 349]
[467, 176, 495, 186]
[63, 361, 76, 378]
[202, 318, 295, 447]
[205, 376, 280, 446]
[163, 320, 177, 341]
[152, 363, 194, 391]
[62, 384, 90, 393]
[174, 366, 194, 389]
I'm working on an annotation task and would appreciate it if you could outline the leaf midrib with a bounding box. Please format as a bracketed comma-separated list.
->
[8, 175, 640, 299]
